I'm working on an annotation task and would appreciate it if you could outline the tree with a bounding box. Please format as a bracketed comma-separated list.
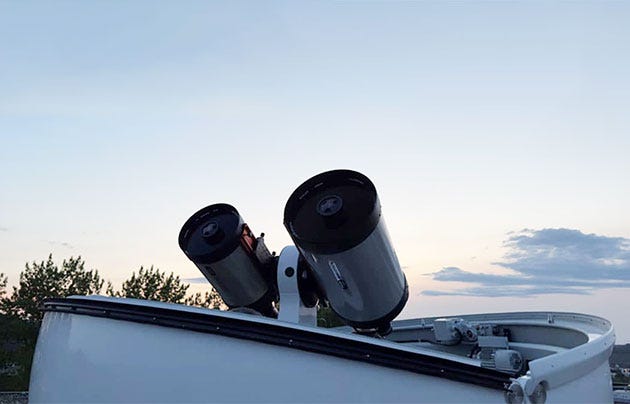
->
[0, 272, 6, 302]
[184, 289, 224, 309]
[317, 305, 345, 328]
[0, 314, 39, 390]
[107, 266, 225, 309]
[2, 255, 103, 322]
[107, 266, 189, 303]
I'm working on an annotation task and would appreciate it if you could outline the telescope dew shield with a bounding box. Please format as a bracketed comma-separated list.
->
[178, 204, 271, 312]
[283, 169, 408, 332]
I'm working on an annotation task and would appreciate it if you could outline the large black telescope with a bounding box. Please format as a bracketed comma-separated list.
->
[284, 169, 408, 333]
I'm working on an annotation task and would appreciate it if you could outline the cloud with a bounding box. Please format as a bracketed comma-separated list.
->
[0, 226, 7, 232]
[47, 240, 75, 249]
[422, 228, 630, 297]
[422, 285, 591, 298]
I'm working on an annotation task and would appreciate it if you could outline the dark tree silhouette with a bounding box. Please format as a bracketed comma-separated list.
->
[2, 255, 103, 322]
[0, 272, 6, 300]
[106, 266, 188, 303]
[106, 266, 224, 309]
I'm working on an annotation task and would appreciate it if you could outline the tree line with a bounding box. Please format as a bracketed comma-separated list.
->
[0, 254, 223, 390]
[0, 254, 342, 391]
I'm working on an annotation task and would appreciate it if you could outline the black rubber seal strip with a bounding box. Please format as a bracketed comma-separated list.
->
[41, 297, 511, 391]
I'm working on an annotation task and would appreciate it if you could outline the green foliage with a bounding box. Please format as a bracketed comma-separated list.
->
[184, 289, 224, 309]
[317, 305, 345, 328]
[0, 272, 7, 299]
[107, 266, 189, 304]
[0, 314, 39, 390]
[2, 255, 103, 322]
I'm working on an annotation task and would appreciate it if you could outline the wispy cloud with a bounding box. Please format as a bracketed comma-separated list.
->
[423, 228, 630, 297]
[47, 240, 75, 249]
[422, 285, 592, 298]
[0, 226, 8, 232]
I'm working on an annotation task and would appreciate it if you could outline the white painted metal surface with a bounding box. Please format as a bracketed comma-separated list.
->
[30, 304, 499, 403]
[276, 246, 317, 326]
[614, 388, 630, 404]
[29, 296, 615, 403]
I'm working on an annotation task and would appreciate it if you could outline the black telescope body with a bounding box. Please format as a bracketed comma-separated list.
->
[284, 169, 408, 333]
[178, 203, 276, 316]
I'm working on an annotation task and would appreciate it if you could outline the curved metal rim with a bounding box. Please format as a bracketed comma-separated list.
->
[41, 297, 511, 391]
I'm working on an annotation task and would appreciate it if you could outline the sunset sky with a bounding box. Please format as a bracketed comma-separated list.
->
[1, 2, 629, 341]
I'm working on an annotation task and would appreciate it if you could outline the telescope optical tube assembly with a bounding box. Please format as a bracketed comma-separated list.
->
[179, 203, 276, 316]
[284, 169, 408, 333]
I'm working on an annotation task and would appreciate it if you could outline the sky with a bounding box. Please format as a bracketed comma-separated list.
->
[1, 1, 629, 341]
